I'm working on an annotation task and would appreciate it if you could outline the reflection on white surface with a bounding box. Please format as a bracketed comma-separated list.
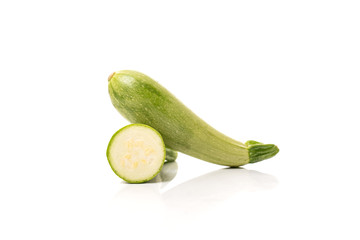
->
[110, 161, 179, 218]
[147, 161, 178, 185]
[111, 163, 278, 215]
[163, 167, 278, 215]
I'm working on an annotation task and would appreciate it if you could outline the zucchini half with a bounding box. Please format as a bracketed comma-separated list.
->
[107, 124, 166, 183]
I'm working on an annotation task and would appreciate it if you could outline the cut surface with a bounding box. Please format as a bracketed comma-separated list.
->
[107, 124, 165, 183]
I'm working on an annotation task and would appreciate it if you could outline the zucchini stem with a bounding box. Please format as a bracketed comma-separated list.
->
[108, 72, 115, 82]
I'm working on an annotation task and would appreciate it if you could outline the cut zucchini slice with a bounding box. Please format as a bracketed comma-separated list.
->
[107, 124, 166, 183]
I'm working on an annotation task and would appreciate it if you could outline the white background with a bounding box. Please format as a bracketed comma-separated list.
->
[1, 0, 359, 239]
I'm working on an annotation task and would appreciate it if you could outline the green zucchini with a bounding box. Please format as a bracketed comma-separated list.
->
[108, 70, 279, 167]
[107, 124, 166, 183]
[165, 148, 178, 162]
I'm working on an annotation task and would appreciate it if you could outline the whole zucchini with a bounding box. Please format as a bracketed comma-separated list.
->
[108, 70, 279, 167]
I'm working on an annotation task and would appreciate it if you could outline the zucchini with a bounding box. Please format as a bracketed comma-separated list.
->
[165, 148, 178, 162]
[107, 124, 166, 183]
[108, 70, 279, 167]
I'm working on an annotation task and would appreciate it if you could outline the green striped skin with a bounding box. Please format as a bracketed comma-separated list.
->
[108, 70, 279, 167]
[165, 148, 178, 162]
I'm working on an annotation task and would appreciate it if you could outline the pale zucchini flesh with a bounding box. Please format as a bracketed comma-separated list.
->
[107, 124, 166, 183]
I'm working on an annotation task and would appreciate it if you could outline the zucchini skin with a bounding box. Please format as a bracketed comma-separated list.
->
[108, 70, 278, 166]
[165, 148, 178, 162]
